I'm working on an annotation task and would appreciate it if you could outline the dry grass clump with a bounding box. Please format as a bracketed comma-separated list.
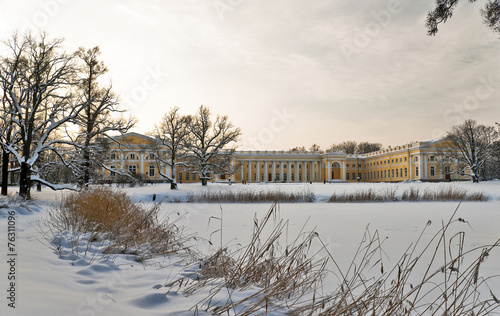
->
[401, 186, 420, 201]
[41, 187, 190, 262]
[167, 203, 328, 315]
[164, 203, 500, 316]
[420, 186, 487, 201]
[328, 187, 397, 202]
[292, 204, 500, 316]
[186, 188, 315, 203]
[329, 186, 487, 203]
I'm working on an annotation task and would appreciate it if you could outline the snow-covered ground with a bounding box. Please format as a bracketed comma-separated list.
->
[1, 181, 500, 315]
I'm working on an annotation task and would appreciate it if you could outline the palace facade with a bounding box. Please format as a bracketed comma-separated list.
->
[101, 133, 470, 184]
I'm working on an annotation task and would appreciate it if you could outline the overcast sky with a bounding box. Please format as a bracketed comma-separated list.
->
[1, 0, 499, 150]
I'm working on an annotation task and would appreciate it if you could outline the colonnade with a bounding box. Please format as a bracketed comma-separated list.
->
[238, 160, 324, 183]
[236, 159, 345, 183]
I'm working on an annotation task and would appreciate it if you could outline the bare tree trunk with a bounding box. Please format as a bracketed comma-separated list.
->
[19, 162, 30, 199]
[1, 149, 8, 195]
[170, 164, 178, 190]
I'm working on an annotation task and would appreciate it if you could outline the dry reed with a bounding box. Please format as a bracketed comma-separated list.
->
[292, 204, 500, 316]
[165, 203, 500, 316]
[329, 186, 487, 203]
[186, 188, 315, 203]
[40, 187, 191, 262]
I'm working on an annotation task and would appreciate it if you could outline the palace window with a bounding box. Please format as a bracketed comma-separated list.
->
[193, 174, 197, 180]
[392, 169, 394, 178]
[429, 156, 435, 161]
[178, 173, 182, 181]
[404, 168, 407, 177]
[128, 165, 137, 174]
[110, 166, 116, 177]
[346, 164, 350, 167]
[149, 153, 155, 160]
[352, 173, 355, 180]
[128, 153, 137, 160]
[416, 167, 419, 177]
[149, 165, 155, 177]
[444, 166, 450, 174]
[430, 166, 435, 176]
[110, 153, 116, 160]
[396, 169, 399, 177]
[346, 173, 350, 180]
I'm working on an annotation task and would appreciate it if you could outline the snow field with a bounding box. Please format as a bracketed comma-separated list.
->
[0, 181, 499, 315]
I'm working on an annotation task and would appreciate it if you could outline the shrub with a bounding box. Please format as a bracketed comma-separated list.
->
[40, 187, 190, 262]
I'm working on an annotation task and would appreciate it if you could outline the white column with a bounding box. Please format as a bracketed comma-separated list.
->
[279, 161, 284, 182]
[409, 154, 413, 180]
[272, 162, 276, 182]
[454, 159, 458, 180]
[256, 161, 260, 183]
[240, 163, 244, 182]
[287, 161, 292, 183]
[140, 153, 144, 175]
[264, 161, 268, 183]
[342, 161, 346, 181]
[295, 162, 299, 183]
[303, 161, 307, 182]
[418, 155, 423, 180]
[229, 158, 234, 183]
[248, 161, 252, 182]
[423, 154, 427, 179]
[327, 160, 331, 181]
[311, 162, 315, 182]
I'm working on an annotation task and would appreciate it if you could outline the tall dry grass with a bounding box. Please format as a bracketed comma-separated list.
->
[328, 187, 397, 202]
[186, 188, 315, 203]
[167, 203, 327, 315]
[419, 186, 486, 201]
[329, 186, 487, 203]
[292, 204, 500, 316]
[40, 187, 191, 262]
[165, 203, 500, 316]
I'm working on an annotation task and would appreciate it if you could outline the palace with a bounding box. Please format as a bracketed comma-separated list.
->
[101, 133, 470, 184]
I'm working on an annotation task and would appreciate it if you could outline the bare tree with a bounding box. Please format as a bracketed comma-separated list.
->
[356, 142, 382, 154]
[73, 46, 135, 186]
[289, 146, 306, 152]
[309, 144, 321, 152]
[0, 33, 86, 198]
[183, 105, 241, 186]
[446, 119, 499, 183]
[426, 0, 500, 36]
[0, 74, 19, 195]
[149, 106, 190, 189]
[328, 141, 357, 154]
